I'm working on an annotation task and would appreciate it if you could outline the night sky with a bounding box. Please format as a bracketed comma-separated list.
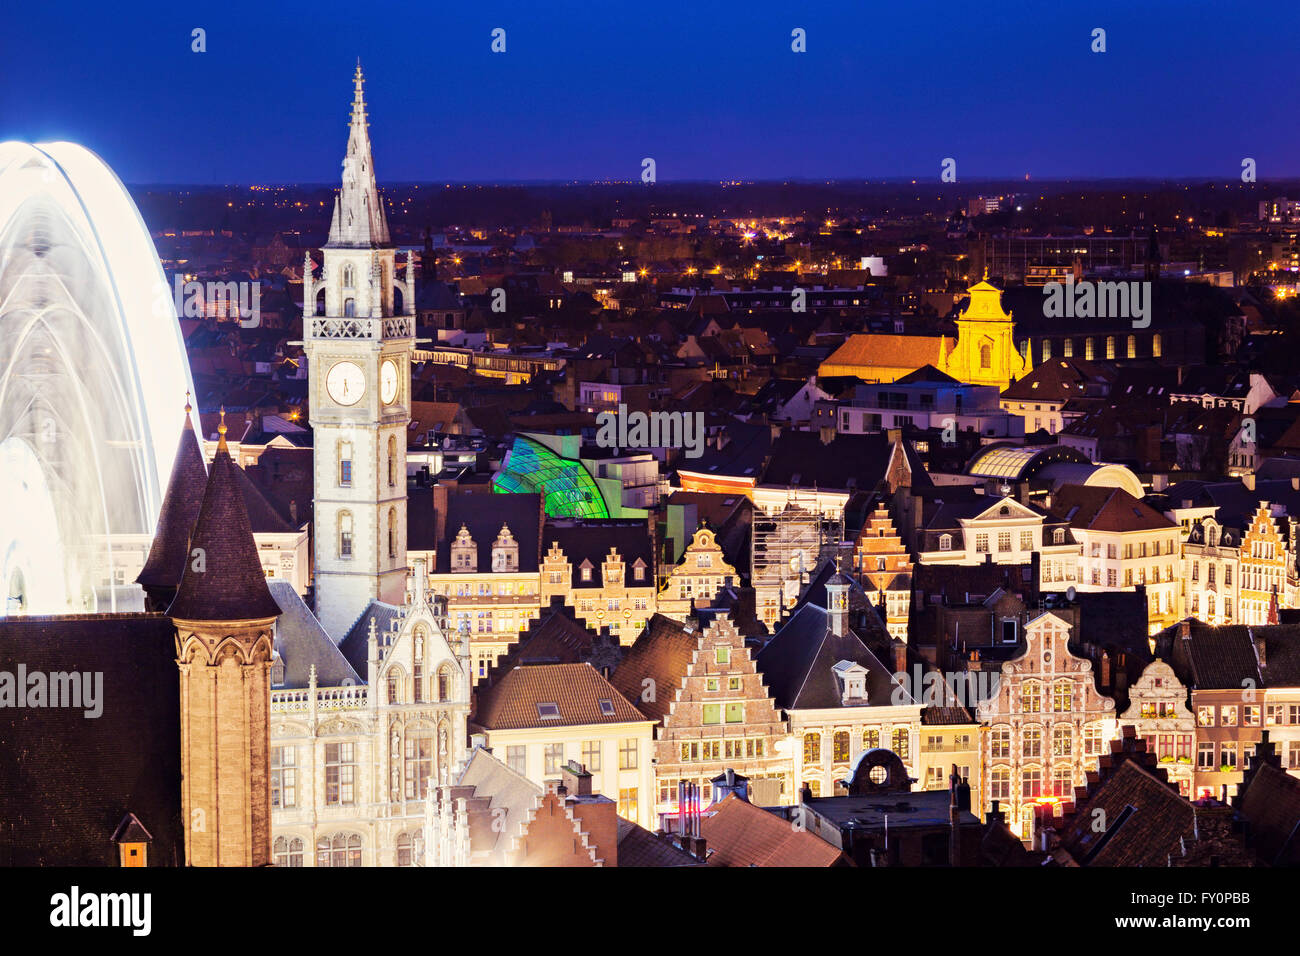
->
[4, 0, 1297, 184]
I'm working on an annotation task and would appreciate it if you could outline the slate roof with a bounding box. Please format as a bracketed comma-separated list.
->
[268, 580, 361, 688]
[1159, 622, 1264, 690]
[432, 491, 544, 574]
[472, 663, 647, 731]
[756, 604, 905, 710]
[761, 431, 893, 492]
[338, 600, 405, 676]
[541, 519, 655, 589]
[615, 819, 705, 867]
[137, 416, 207, 589]
[0, 614, 183, 866]
[609, 614, 701, 724]
[701, 794, 847, 867]
[167, 442, 281, 621]
[456, 747, 545, 864]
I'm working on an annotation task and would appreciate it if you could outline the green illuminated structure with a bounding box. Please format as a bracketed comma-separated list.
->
[493, 434, 612, 518]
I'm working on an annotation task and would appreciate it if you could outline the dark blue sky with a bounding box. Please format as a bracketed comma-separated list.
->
[4, 0, 1296, 184]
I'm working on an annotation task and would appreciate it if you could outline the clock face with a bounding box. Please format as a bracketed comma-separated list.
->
[326, 361, 366, 406]
[380, 359, 399, 405]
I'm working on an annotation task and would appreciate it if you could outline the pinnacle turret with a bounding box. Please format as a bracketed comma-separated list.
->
[326, 61, 391, 249]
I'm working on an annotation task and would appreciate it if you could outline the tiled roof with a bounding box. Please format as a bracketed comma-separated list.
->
[472, 663, 647, 730]
[167, 443, 281, 621]
[761, 431, 893, 491]
[609, 614, 700, 723]
[820, 333, 952, 374]
[1238, 758, 1300, 865]
[1057, 759, 1192, 866]
[701, 794, 846, 867]
[1049, 484, 1176, 533]
[1160, 622, 1264, 690]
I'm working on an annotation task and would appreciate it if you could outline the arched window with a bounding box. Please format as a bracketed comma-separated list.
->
[863, 728, 880, 750]
[388, 507, 397, 559]
[388, 435, 397, 487]
[342, 264, 355, 288]
[1041, 339, 1051, 361]
[387, 669, 401, 705]
[1053, 528, 1065, 545]
[1105, 336, 1116, 359]
[939, 533, 953, 552]
[803, 732, 821, 763]
[832, 731, 850, 763]
[338, 511, 354, 559]
[979, 344, 992, 369]
[343, 297, 356, 317]
[273, 836, 303, 867]
[404, 728, 435, 799]
[438, 665, 452, 703]
[396, 832, 421, 867]
[1084, 337, 1095, 360]
[337, 440, 352, 487]
[1126, 334, 1137, 358]
[316, 833, 362, 867]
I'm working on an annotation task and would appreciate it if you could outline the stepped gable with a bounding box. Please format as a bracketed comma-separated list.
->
[167, 419, 280, 622]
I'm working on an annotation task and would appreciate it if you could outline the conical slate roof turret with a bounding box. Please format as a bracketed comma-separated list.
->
[138, 399, 207, 592]
[167, 412, 280, 622]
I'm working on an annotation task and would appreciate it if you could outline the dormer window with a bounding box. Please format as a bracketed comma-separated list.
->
[632, 559, 646, 582]
[939, 534, 952, 551]
[1053, 528, 1065, 545]
[491, 523, 519, 573]
[580, 560, 594, 583]
[450, 524, 477, 573]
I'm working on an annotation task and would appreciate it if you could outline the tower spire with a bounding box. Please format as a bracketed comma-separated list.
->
[328, 60, 391, 248]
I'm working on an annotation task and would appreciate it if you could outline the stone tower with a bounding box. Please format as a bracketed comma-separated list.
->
[167, 413, 282, 866]
[303, 62, 417, 640]
[943, 276, 1029, 389]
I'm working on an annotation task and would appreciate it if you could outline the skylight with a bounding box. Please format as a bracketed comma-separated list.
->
[537, 702, 561, 720]
[598, 698, 616, 716]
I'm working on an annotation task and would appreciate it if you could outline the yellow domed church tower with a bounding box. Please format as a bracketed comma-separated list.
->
[939, 274, 1029, 389]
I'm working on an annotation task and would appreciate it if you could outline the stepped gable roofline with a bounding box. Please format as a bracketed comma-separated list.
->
[138, 404, 208, 589]
[167, 414, 279, 622]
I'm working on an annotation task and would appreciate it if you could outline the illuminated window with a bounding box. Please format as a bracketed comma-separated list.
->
[403, 729, 434, 799]
[582, 740, 602, 771]
[803, 733, 821, 763]
[1085, 337, 1095, 360]
[990, 767, 1010, 801]
[1023, 725, 1042, 757]
[1126, 335, 1136, 358]
[619, 738, 639, 770]
[1106, 336, 1116, 359]
[833, 731, 850, 763]
[1052, 725, 1072, 757]
[863, 728, 880, 750]
[1021, 682, 1041, 714]
[991, 727, 1010, 758]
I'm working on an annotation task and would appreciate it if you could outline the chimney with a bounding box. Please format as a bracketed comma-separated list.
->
[711, 768, 750, 803]
[892, 640, 907, 676]
[1243, 474, 1256, 492]
[561, 761, 593, 797]
[1115, 652, 1129, 696]
[1180, 619, 1192, 640]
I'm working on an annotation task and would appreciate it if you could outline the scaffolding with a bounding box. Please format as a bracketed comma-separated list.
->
[750, 492, 844, 627]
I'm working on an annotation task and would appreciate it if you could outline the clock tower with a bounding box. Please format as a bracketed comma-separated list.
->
[304, 62, 417, 640]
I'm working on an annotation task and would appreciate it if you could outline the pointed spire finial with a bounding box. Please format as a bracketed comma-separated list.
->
[184, 390, 193, 417]
[217, 406, 228, 453]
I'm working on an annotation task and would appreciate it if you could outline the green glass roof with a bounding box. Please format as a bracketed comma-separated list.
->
[492, 434, 611, 518]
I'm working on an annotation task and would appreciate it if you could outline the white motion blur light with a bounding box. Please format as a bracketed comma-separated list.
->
[0, 141, 198, 614]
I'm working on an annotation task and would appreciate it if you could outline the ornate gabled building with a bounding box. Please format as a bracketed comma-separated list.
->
[657, 525, 738, 622]
[1238, 502, 1296, 625]
[269, 558, 472, 866]
[610, 612, 792, 825]
[976, 612, 1118, 841]
[538, 519, 657, 644]
[1117, 658, 1196, 795]
[852, 502, 912, 640]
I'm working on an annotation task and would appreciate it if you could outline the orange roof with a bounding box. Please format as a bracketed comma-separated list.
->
[820, 333, 952, 373]
[701, 795, 847, 867]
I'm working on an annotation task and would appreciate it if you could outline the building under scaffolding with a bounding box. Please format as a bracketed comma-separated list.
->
[751, 495, 844, 628]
